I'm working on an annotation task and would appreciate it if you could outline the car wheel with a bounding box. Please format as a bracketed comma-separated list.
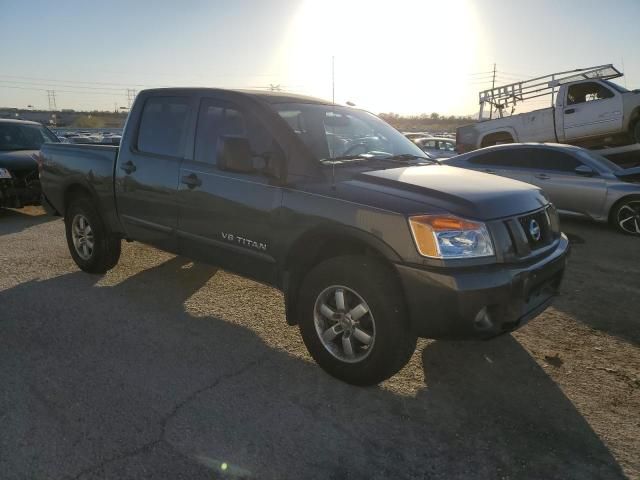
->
[611, 196, 640, 236]
[65, 196, 121, 273]
[297, 255, 417, 385]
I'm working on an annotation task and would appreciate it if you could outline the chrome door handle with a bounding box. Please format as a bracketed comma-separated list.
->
[181, 173, 202, 189]
[535, 173, 550, 180]
[483, 169, 496, 174]
[564, 108, 575, 114]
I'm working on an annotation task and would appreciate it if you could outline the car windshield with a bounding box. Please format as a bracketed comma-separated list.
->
[0, 123, 59, 151]
[272, 103, 428, 163]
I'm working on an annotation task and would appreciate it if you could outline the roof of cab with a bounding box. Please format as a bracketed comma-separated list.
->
[139, 87, 332, 105]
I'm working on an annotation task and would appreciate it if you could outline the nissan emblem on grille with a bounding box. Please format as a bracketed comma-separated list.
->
[529, 219, 541, 241]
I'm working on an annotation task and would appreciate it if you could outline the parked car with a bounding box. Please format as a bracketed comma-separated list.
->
[404, 132, 430, 141]
[0, 119, 59, 208]
[39, 88, 569, 385]
[443, 143, 640, 235]
[99, 135, 122, 145]
[414, 137, 458, 159]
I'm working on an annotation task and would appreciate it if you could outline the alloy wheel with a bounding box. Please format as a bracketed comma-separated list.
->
[71, 214, 95, 260]
[617, 201, 640, 235]
[313, 285, 376, 363]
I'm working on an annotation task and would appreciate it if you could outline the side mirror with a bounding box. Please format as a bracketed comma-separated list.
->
[574, 165, 595, 176]
[217, 136, 254, 173]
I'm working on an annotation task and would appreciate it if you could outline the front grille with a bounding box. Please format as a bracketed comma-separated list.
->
[517, 209, 553, 250]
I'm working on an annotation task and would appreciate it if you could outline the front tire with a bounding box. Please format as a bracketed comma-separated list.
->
[610, 196, 640, 236]
[65, 196, 121, 273]
[297, 255, 417, 385]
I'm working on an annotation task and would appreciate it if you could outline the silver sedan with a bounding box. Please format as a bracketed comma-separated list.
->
[443, 143, 640, 235]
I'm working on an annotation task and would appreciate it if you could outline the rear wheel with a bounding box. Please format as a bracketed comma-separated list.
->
[297, 255, 417, 385]
[610, 196, 640, 236]
[65, 196, 121, 273]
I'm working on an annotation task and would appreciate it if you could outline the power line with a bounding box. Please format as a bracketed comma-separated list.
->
[0, 78, 129, 92]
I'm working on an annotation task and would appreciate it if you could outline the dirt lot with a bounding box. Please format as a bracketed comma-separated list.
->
[0, 207, 638, 480]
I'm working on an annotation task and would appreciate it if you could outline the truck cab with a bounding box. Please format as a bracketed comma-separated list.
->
[556, 79, 626, 142]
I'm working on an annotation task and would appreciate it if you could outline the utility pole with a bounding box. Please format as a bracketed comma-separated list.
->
[46, 90, 57, 111]
[489, 63, 496, 119]
[126, 89, 137, 109]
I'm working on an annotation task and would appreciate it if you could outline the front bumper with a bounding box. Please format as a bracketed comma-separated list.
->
[396, 233, 570, 339]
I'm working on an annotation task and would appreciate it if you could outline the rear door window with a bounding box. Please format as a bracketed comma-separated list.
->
[468, 150, 531, 168]
[528, 150, 581, 172]
[137, 96, 191, 157]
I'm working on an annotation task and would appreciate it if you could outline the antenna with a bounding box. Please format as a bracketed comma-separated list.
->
[332, 56, 335, 104]
[331, 56, 336, 190]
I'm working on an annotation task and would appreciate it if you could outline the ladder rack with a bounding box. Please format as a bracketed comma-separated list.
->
[479, 64, 622, 120]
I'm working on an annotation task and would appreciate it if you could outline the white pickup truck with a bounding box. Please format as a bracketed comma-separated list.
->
[456, 65, 640, 152]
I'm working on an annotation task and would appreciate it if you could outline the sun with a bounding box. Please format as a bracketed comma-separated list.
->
[273, 0, 484, 115]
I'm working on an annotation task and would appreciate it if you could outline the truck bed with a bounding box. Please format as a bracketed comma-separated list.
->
[39, 143, 121, 231]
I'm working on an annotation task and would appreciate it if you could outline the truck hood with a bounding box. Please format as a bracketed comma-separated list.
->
[354, 165, 548, 220]
[0, 150, 39, 171]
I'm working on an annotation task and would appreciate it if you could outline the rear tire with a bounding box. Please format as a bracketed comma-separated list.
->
[65, 196, 121, 273]
[297, 255, 417, 385]
[610, 196, 640, 236]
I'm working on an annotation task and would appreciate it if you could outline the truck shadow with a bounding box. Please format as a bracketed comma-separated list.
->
[554, 217, 640, 345]
[0, 206, 56, 236]
[0, 257, 626, 480]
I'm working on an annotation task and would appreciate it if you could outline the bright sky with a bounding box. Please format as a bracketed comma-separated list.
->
[1, 0, 638, 115]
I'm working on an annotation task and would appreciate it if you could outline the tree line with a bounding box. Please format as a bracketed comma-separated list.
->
[378, 112, 475, 133]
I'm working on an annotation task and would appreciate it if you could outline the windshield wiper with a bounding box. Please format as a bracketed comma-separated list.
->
[385, 153, 440, 164]
[320, 153, 439, 166]
[319, 154, 372, 164]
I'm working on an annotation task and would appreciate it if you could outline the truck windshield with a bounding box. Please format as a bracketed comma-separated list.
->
[272, 103, 427, 163]
[0, 124, 59, 151]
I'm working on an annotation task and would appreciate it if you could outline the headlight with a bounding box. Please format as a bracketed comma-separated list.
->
[0, 167, 13, 179]
[408, 214, 494, 259]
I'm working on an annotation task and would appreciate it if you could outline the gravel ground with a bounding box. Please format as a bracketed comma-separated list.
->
[0, 207, 638, 480]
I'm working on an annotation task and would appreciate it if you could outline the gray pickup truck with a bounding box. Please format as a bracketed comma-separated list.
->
[39, 88, 569, 385]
